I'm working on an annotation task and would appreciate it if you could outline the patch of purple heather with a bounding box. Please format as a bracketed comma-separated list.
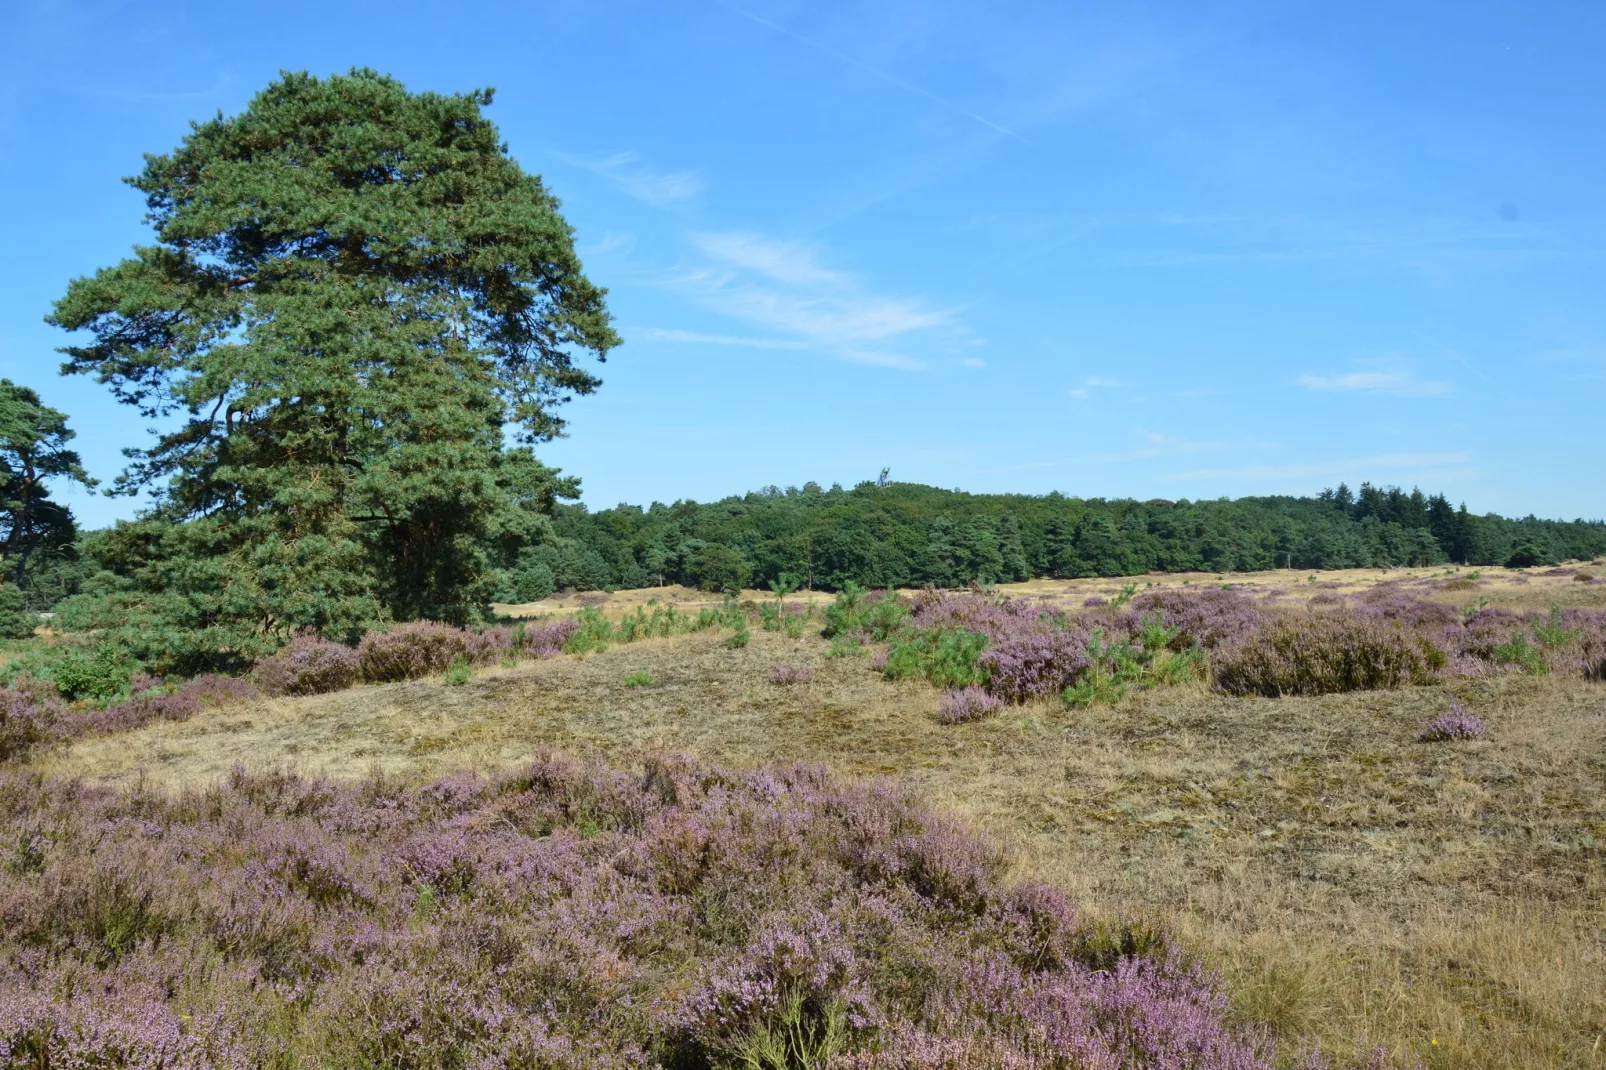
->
[938, 686, 1005, 724]
[0, 750, 1310, 1067]
[767, 663, 814, 686]
[1419, 702, 1487, 741]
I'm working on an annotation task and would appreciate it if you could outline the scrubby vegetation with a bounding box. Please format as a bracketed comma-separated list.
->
[0, 751, 1312, 1068]
[2, 64, 1600, 1070]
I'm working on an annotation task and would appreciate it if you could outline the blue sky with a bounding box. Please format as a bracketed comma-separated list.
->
[3, 0, 1603, 527]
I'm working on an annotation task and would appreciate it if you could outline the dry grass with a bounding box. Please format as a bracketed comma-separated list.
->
[36, 571, 1606, 1069]
[495, 563, 1606, 622]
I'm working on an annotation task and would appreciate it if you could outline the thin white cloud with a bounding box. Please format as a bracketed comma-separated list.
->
[1166, 452, 1472, 482]
[560, 151, 702, 208]
[636, 328, 808, 350]
[1140, 431, 1219, 454]
[961, 357, 987, 368]
[689, 232, 843, 286]
[1296, 369, 1449, 397]
[580, 230, 637, 257]
[659, 232, 953, 371]
[1069, 375, 1126, 400]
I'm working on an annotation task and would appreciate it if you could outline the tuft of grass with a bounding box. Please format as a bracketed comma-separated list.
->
[624, 668, 653, 688]
[442, 655, 472, 687]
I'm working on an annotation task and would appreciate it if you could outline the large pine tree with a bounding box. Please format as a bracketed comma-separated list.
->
[49, 70, 616, 669]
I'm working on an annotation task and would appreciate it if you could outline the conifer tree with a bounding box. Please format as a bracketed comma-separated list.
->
[48, 70, 616, 666]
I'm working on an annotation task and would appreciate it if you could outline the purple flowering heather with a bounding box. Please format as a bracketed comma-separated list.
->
[254, 633, 361, 696]
[0, 749, 1300, 1067]
[767, 663, 814, 686]
[938, 686, 1005, 724]
[1419, 702, 1487, 741]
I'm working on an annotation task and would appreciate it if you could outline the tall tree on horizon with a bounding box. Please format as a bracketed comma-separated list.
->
[48, 69, 617, 667]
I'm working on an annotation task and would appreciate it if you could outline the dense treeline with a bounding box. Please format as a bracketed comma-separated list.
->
[487, 480, 1606, 596]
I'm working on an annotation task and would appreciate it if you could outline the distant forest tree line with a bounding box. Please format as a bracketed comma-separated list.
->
[482, 479, 1606, 599]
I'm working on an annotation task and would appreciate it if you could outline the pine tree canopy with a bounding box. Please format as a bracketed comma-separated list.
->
[47, 69, 616, 666]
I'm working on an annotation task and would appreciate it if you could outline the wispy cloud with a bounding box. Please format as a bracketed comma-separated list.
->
[1166, 452, 1472, 483]
[635, 328, 808, 350]
[658, 230, 953, 371]
[579, 230, 637, 257]
[1296, 369, 1449, 397]
[559, 151, 702, 208]
[1068, 375, 1125, 400]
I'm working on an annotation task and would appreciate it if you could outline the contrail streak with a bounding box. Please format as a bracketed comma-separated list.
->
[719, 2, 1034, 146]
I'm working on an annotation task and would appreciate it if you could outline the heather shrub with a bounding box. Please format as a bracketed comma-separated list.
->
[768, 663, 813, 686]
[59, 674, 262, 740]
[1120, 588, 1265, 650]
[1213, 616, 1446, 697]
[937, 686, 1004, 724]
[520, 616, 580, 657]
[253, 634, 360, 696]
[1419, 702, 1486, 741]
[882, 627, 989, 689]
[0, 751, 1283, 1068]
[0, 689, 55, 762]
[357, 621, 508, 681]
[978, 629, 1090, 703]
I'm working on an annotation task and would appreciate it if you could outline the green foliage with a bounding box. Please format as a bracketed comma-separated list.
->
[882, 628, 988, 689]
[624, 668, 653, 688]
[0, 380, 95, 595]
[1531, 605, 1577, 650]
[1063, 618, 1204, 709]
[1493, 633, 1548, 675]
[1110, 582, 1139, 609]
[537, 479, 1604, 598]
[562, 609, 615, 656]
[48, 69, 615, 653]
[0, 585, 37, 640]
[45, 643, 137, 702]
[442, 654, 472, 687]
[724, 627, 750, 650]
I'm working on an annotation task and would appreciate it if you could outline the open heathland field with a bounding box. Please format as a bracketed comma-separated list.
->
[16, 565, 1604, 1068]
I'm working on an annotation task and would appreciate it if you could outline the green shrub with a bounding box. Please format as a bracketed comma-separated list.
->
[1492, 632, 1548, 675]
[1212, 616, 1446, 697]
[724, 627, 750, 650]
[624, 668, 653, 687]
[0, 586, 37, 640]
[51, 644, 137, 701]
[882, 627, 988, 689]
[443, 655, 472, 686]
[562, 608, 615, 656]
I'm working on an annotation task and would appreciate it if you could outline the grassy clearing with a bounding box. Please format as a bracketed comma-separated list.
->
[39, 577, 1606, 1067]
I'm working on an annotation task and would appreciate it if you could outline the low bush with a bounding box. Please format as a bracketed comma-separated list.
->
[882, 627, 988, 689]
[1419, 702, 1487, 741]
[767, 663, 813, 686]
[358, 621, 501, 682]
[253, 634, 361, 696]
[1213, 616, 1446, 697]
[0, 751, 1288, 1067]
[624, 668, 653, 688]
[937, 686, 1004, 724]
[978, 629, 1090, 703]
[0, 688, 56, 762]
